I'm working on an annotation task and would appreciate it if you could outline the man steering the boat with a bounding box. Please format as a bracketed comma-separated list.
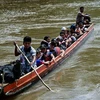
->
[14, 36, 36, 74]
[76, 6, 89, 25]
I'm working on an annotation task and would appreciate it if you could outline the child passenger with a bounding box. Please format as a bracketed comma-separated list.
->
[36, 49, 50, 67]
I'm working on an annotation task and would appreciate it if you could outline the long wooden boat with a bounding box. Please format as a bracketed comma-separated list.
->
[0, 23, 94, 96]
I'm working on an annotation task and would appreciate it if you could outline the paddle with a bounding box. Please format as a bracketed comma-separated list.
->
[15, 43, 53, 91]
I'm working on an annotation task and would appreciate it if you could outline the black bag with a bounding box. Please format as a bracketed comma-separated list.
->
[0, 60, 21, 83]
[3, 65, 15, 83]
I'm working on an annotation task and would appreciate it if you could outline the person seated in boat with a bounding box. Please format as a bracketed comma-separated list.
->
[55, 35, 68, 50]
[36, 49, 50, 67]
[40, 45, 55, 62]
[40, 36, 51, 49]
[65, 29, 71, 39]
[61, 27, 72, 40]
[64, 29, 77, 47]
[61, 27, 72, 39]
[76, 22, 89, 35]
[59, 31, 68, 50]
[69, 24, 77, 41]
[14, 36, 36, 74]
[70, 23, 84, 39]
[52, 37, 62, 49]
[50, 41, 65, 57]
[61, 27, 68, 34]
[56, 28, 74, 49]
[76, 6, 88, 25]
[49, 41, 57, 57]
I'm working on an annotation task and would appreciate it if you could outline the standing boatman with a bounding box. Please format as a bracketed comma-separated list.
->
[76, 6, 87, 25]
[14, 36, 36, 74]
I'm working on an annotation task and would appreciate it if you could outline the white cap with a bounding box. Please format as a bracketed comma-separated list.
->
[61, 27, 66, 31]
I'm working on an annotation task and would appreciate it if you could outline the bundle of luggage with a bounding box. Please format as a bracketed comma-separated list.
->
[0, 60, 21, 83]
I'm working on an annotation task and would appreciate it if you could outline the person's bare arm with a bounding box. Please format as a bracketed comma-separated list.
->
[30, 55, 36, 65]
[13, 41, 20, 56]
[60, 49, 65, 57]
[51, 53, 55, 62]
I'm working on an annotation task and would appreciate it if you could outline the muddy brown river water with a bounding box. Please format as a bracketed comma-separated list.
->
[0, 0, 100, 100]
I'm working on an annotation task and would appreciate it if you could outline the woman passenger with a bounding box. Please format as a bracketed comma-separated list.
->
[40, 36, 51, 49]
[50, 41, 65, 57]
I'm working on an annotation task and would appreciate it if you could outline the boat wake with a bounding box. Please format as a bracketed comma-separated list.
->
[20, 85, 61, 95]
